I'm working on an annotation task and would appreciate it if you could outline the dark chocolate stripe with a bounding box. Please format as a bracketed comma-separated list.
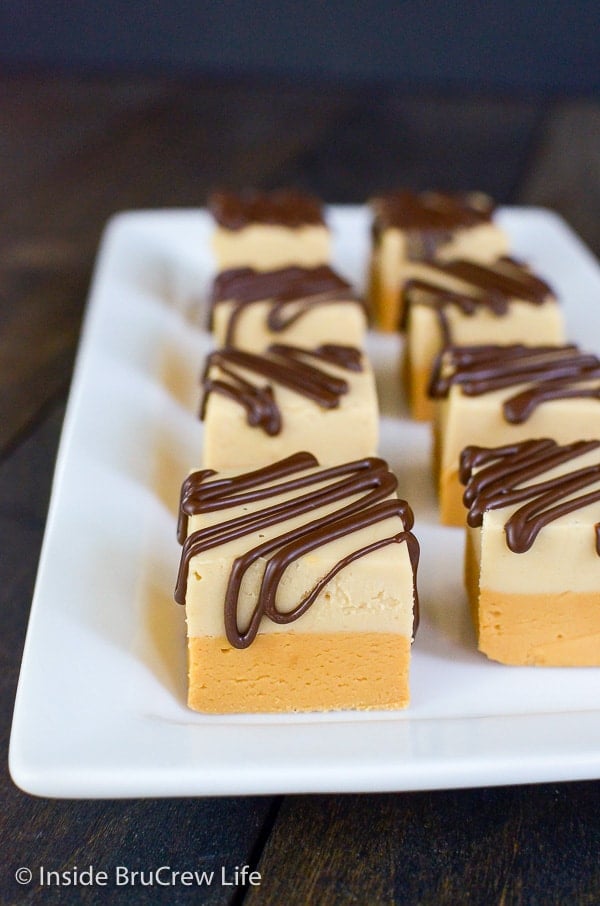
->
[209, 189, 324, 229]
[434, 345, 594, 397]
[428, 258, 550, 302]
[177, 452, 317, 543]
[268, 342, 363, 373]
[401, 258, 553, 337]
[460, 439, 600, 553]
[211, 266, 352, 307]
[372, 190, 496, 259]
[175, 456, 419, 647]
[372, 190, 495, 234]
[224, 501, 418, 649]
[209, 265, 364, 343]
[176, 457, 397, 588]
[429, 344, 583, 399]
[428, 343, 600, 423]
[504, 380, 600, 423]
[178, 452, 380, 544]
[200, 343, 363, 435]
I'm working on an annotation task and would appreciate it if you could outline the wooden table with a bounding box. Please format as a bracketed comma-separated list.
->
[1, 75, 599, 904]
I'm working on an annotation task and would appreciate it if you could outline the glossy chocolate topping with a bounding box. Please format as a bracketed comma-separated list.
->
[372, 190, 496, 258]
[373, 189, 494, 228]
[460, 438, 600, 552]
[209, 265, 364, 344]
[175, 455, 420, 648]
[209, 189, 324, 230]
[200, 343, 363, 435]
[402, 257, 553, 337]
[428, 343, 600, 423]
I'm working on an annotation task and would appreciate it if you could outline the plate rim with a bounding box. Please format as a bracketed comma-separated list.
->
[9, 204, 600, 798]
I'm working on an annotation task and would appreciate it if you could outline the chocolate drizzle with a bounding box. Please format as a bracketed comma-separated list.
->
[209, 265, 364, 345]
[177, 452, 317, 543]
[175, 455, 419, 648]
[209, 189, 324, 230]
[200, 343, 363, 435]
[372, 190, 496, 258]
[401, 257, 553, 338]
[460, 438, 600, 553]
[428, 343, 600, 423]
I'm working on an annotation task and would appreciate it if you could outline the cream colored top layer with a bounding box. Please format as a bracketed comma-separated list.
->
[184, 464, 416, 638]
[212, 224, 331, 271]
[438, 379, 600, 472]
[410, 299, 563, 371]
[201, 354, 379, 470]
[212, 297, 367, 351]
[468, 446, 600, 593]
[375, 222, 509, 287]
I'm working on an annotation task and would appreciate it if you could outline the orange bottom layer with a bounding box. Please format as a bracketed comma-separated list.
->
[188, 632, 411, 713]
[465, 540, 600, 665]
[404, 360, 435, 421]
[438, 466, 468, 527]
[368, 265, 402, 332]
[431, 425, 468, 525]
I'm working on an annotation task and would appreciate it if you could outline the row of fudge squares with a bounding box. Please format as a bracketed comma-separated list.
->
[184, 182, 544, 711]
[187, 308, 410, 712]
[432, 343, 600, 525]
[370, 192, 565, 422]
[171, 191, 599, 715]
[206, 199, 379, 470]
[208, 185, 509, 313]
[207, 190, 586, 524]
[183, 190, 407, 713]
[204, 221, 377, 466]
[208, 253, 566, 436]
[367, 190, 600, 670]
[173, 436, 600, 716]
[205, 272, 600, 554]
[208, 187, 568, 425]
[209, 187, 513, 336]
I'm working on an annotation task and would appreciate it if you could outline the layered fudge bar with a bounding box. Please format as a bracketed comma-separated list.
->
[403, 257, 563, 420]
[461, 438, 600, 666]
[175, 452, 420, 712]
[200, 342, 379, 470]
[369, 190, 509, 331]
[430, 344, 600, 525]
[209, 189, 330, 271]
[210, 264, 367, 350]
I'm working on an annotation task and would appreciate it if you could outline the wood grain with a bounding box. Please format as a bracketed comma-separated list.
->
[247, 787, 600, 905]
[0, 76, 172, 206]
[0, 77, 356, 455]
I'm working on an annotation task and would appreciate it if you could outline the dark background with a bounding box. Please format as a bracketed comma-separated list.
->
[2, 0, 599, 95]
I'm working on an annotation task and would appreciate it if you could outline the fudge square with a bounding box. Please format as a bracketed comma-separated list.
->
[460, 438, 600, 666]
[368, 189, 509, 332]
[209, 188, 330, 271]
[174, 452, 420, 713]
[209, 264, 367, 351]
[430, 344, 600, 526]
[200, 342, 379, 471]
[403, 256, 564, 420]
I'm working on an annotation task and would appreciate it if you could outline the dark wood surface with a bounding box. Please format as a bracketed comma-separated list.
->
[1, 74, 599, 905]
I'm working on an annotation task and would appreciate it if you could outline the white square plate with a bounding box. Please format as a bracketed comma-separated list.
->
[9, 206, 600, 797]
